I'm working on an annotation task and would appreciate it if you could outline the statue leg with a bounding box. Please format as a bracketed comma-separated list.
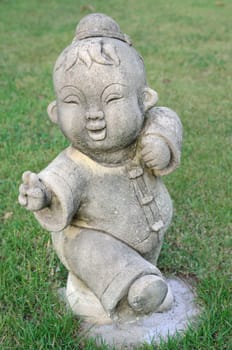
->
[52, 227, 172, 320]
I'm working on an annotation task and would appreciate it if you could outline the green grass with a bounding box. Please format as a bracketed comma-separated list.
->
[1, 0, 231, 349]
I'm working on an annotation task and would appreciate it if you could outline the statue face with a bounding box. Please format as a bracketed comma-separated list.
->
[54, 61, 145, 153]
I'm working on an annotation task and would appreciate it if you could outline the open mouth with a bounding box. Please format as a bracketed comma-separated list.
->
[87, 128, 106, 141]
[86, 120, 106, 141]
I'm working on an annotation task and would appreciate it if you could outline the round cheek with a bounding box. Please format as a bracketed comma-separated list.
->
[58, 104, 86, 142]
[105, 97, 144, 147]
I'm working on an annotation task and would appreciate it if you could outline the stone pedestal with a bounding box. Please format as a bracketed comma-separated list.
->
[78, 278, 200, 349]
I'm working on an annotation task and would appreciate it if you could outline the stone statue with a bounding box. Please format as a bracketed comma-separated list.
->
[18, 13, 182, 324]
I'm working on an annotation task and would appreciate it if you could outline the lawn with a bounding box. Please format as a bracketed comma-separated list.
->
[0, 0, 231, 349]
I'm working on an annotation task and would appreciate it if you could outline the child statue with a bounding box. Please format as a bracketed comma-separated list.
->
[18, 13, 182, 324]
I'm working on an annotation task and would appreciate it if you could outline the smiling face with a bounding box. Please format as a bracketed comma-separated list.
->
[55, 66, 145, 153]
[49, 38, 158, 158]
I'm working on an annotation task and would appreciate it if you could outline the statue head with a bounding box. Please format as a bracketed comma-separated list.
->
[47, 14, 158, 158]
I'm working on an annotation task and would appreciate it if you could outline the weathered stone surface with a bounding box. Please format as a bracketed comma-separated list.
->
[18, 13, 184, 328]
[80, 278, 200, 349]
[127, 275, 168, 314]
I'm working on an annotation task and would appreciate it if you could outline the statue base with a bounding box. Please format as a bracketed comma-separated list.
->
[60, 277, 200, 349]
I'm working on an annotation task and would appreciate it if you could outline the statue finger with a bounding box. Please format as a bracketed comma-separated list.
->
[19, 183, 28, 195]
[22, 171, 32, 185]
[146, 160, 158, 168]
[140, 136, 151, 147]
[28, 173, 40, 187]
[141, 148, 153, 158]
[143, 153, 158, 164]
[27, 187, 44, 199]
[18, 194, 27, 206]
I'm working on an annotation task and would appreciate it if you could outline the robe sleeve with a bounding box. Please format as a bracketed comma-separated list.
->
[142, 107, 183, 176]
[34, 150, 84, 232]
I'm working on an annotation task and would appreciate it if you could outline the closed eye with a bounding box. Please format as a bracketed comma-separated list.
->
[105, 94, 123, 104]
[63, 95, 80, 104]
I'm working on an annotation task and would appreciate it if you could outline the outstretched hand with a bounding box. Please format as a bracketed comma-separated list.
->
[141, 135, 171, 175]
[18, 171, 50, 211]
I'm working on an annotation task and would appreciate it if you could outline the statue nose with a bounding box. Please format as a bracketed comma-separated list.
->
[86, 111, 104, 120]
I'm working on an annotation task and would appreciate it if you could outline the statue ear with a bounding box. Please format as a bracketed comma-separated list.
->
[142, 88, 158, 112]
[47, 101, 58, 123]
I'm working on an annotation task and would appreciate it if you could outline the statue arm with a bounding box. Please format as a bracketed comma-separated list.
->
[140, 107, 183, 176]
[21, 151, 84, 232]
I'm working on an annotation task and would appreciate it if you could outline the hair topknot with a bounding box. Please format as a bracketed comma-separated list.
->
[74, 13, 132, 45]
